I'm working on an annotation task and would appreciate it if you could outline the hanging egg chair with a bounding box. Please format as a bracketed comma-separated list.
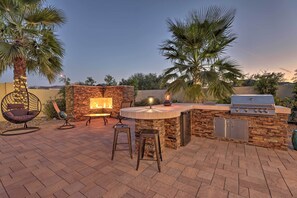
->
[1, 85, 42, 135]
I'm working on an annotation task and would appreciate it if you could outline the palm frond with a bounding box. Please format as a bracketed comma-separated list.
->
[25, 6, 65, 25]
[41, 30, 64, 56]
[166, 78, 186, 94]
[207, 80, 234, 99]
[0, 42, 25, 61]
[184, 84, 204, 102]
[162, 73, 178, 83]
[0, 0, 19, 13]
[0, 57, 12, 76]
[21, 0, 41, 5]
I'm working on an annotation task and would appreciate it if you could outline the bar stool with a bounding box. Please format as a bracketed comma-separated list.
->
[136, 129, 163, 172]
[111, 124, 133, 160]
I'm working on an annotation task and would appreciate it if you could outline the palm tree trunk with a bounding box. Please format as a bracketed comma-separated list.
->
[13, 57, 27, 103]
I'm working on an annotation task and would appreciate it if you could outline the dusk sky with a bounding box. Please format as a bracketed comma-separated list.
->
[1, 0, 297, 86]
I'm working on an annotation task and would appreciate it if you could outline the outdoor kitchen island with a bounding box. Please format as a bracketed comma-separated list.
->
[120, 102, 291, 151]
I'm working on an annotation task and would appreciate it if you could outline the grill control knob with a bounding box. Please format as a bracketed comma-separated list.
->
[259, 109, 262, 113]
[254, 109, 258, 113]
[264, 110, 268, 113]
[235, 109, 239, 112]
[244, 109, 248, 112]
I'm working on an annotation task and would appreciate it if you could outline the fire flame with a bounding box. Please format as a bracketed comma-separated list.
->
[90, 98, 113, 109]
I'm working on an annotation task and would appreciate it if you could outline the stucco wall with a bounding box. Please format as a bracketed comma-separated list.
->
[0, 83, 14, 103]
[29, 89, 61, 108]
[135, 84, 295, 102]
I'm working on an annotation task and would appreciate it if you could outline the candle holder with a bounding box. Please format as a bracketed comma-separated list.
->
[163, 94, 172, 106]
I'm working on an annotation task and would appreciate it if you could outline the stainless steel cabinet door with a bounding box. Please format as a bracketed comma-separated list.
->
[214, 117, 226, 138]
[228, 119, 249, 141]
[214, 118, 249, 142]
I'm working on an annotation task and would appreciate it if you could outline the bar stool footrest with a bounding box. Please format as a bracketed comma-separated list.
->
[139, 158, 159, 161]
[115, 149, 131, 151]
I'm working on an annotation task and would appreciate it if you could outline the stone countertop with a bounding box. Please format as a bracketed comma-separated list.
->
[120, 103, 291, 120]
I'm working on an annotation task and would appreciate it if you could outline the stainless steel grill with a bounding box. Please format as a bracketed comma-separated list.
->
[230, 94, 275, 116]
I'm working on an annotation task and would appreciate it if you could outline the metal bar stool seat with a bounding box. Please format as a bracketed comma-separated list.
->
[136, 129, 162, 172]
[111, 124, 133, 160]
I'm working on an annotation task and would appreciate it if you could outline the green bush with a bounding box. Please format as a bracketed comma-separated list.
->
[216, 97, 231, 104]
[43, 98, 66, 119]
[275, 97, 297, 109]
[171, 99, 181, 103]
[276, 96, 297, 123]
[253, 72, 284, 96]
[135, 97, 161, 107]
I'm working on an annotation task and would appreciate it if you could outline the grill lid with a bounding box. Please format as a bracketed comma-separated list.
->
[230, 94, 275, 116]
[231, 94, 275, 106]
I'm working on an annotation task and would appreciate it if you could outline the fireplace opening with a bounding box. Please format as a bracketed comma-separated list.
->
[90, 98, 113, 109]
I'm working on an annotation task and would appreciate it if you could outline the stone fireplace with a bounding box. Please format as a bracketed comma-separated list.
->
[66, 85, 134, 121]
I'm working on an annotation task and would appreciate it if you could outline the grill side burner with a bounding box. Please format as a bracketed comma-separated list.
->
[230, 94, 276, 116]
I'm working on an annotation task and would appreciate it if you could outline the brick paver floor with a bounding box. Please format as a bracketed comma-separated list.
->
[1, 118, 297, 198]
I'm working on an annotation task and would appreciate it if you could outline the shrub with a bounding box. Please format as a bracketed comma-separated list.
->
[43, 98, 66, 119]
[216, 97, 231, 104]
[171, 99, 181, 103]
[275, 97, 297, 109]
[253, 72, 284, 96]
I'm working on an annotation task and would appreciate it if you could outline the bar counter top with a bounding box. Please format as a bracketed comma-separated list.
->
[120, 103, 291, 120]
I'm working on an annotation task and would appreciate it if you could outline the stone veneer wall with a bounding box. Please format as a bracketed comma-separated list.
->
[135, 118, 181, 156]
[66, 85, 134, 121]
[191, 109, 288, 150]
[164, 117, 181, 149]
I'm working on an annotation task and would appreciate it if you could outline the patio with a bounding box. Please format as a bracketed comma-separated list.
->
[1, 118, 297, 198]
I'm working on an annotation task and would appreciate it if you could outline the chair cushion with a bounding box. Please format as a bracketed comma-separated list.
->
[7, 104, 25, 109]
[12, 115, 35, 122]
[59, 111, 68, 119]
[10, 109, 28, 116]
[3, 111, 14, 119]
[28, 110, 39, 116]
[3, 111, 34, 122]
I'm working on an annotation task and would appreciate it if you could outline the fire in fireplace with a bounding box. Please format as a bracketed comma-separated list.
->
[90, 98, 113, 109]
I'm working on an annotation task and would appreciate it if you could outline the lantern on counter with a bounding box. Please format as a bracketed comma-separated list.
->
[163, 93, 172, 106]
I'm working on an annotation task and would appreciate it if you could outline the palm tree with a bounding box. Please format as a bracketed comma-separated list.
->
[160, 6, 243, 101]
[0, 0, 65, 102]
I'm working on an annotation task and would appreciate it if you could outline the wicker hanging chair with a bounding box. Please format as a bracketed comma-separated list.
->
[1, 86, 42, 135]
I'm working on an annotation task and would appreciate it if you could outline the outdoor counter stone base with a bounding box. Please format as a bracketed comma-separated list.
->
[135, 118, 180, 157]
[191, 109, 289, 150]
[121, 103, 291, 151]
